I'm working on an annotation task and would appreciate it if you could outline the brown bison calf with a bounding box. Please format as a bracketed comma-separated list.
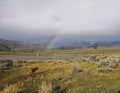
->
[29, 67, 39, 74]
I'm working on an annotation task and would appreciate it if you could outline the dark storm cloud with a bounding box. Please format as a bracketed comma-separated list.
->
[0, 0, 120, 41]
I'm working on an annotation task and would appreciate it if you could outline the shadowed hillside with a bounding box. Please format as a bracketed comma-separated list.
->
[0, 39, 46, 52]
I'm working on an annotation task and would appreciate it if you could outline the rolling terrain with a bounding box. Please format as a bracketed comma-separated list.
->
[0, 39, 46, 52]
[0, 47, 120, 93]
[0, 55, 120, 93]
[0, 39, 120, 93]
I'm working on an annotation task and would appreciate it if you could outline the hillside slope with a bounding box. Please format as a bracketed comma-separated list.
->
[0, 39, 45, 52]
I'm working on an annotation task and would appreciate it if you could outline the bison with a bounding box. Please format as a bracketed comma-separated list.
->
[29, 67, 39, 74]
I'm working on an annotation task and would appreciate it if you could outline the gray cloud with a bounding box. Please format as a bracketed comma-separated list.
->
[0, 0, 120, 42]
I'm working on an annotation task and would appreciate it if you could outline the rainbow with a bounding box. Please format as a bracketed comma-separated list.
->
[47, 33, 62, 49]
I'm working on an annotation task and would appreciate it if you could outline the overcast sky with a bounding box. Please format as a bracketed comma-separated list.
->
[0, 0, 120, 43]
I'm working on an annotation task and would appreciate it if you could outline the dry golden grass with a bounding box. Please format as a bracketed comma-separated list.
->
[0, 47, 120, 93]
[0, 58, 120, 93]
[38, 81, 53, 93]
[0, 82, 24, 93]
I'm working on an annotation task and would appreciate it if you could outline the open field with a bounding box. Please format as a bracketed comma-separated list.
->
[0, 47, 120, 56]
[0, 47, 120, 93]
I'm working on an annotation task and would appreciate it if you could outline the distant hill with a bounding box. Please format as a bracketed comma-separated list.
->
[51, 41, 120, 49]
[0, 39, 46, 52]
[0, 39, 120, 51]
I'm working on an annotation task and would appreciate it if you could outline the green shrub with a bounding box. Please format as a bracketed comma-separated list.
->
[108, 62, 118, 68]
[97, 67, 112, 73]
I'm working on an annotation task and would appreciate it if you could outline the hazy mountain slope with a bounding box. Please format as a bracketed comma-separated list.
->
[0, 39, 46, 52]
[0, 39, 23, 52]
[52, 41, 120, 49]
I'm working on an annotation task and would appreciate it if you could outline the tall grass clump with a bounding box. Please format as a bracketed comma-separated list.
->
[66, 87, 92, 93]
[71, 64, 83, 73]
[0, 82, 24, 93]
[67, 88, 80, 93]
[38, 81, 53, 93]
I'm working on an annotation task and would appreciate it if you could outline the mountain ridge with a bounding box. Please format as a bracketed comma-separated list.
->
[0, 39, 46, 52]
[0, 39, 120, 51]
